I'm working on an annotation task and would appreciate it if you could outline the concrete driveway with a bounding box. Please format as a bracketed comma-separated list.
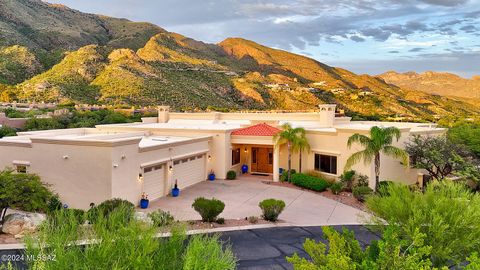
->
[143, 175, 369, 226]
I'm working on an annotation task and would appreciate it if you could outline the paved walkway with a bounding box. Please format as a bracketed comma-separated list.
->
[142, 175, 369, 226]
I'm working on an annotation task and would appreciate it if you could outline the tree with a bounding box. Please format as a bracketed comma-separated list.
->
[0, 169, 54, 224]
[273, 123, 309, 181]
[366, 181, 480, 267]
[446, 119, 480, 158]
[345, 126, 408, 191]
[405, 135, 480, 182]
[293, 135, 310, 173]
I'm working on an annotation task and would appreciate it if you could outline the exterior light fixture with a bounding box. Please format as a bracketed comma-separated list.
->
[121, 155, 126, 160]
[169, 165, 173, 172]
[138, 173, 144, 182]
[113, 164, 119, 168]
[244, 147, 247, 153]
[62, 155, 69, 160]
[208, 155, 212, 160]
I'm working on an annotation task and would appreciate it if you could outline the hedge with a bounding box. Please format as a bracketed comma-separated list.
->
[290, 173, 331, 192]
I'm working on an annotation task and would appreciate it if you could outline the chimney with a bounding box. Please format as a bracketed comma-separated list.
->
[157, 106, 170, 123]
[318, 104, 336, 127]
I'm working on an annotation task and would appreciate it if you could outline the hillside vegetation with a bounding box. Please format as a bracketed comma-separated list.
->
[0, 0, 479, 120]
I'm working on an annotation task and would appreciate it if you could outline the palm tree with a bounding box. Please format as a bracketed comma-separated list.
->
[273, 123, 309, 181]
[344, 126, 409, 191]
[294, 136, 310, 173]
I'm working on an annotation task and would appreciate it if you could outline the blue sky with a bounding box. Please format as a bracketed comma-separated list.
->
[48, 0, 480, 78]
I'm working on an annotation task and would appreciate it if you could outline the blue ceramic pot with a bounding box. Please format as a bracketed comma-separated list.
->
[241, 164, 248, 174]
[172, 187, 180, 197]
[140, 199, 149, 209]
[208, 173, 215, 181]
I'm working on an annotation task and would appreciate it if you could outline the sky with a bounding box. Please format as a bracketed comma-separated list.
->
[48, 0, 480, 78]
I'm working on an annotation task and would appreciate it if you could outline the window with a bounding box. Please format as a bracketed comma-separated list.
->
[189, 156, 196, 161]
[268, 152, 273, 165]
[314, 154, 337, 175]
[16, 165, 27, 173]
[173, 160, 180, 165]
[153, 164, 163, 170]
[144, 166, 153, 173]
[232, 148, 241, 165]
[252, 148, 257, 163]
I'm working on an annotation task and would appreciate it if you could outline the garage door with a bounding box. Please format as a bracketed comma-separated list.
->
[172, 154, 206, 189]
[143, 164, 165, 201]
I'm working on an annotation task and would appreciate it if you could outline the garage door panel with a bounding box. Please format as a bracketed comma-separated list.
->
[143, 164, 165, 201]
[173, 155, 205, 189]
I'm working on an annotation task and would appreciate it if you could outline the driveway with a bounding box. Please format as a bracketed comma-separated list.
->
[143, 175, 369, 226]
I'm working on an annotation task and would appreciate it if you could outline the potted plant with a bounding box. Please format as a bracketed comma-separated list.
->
[171, 179, 180, 197]
[140, 192, 149, 209]
[241, 164, 248, 174]
[208, 170, 215, 181]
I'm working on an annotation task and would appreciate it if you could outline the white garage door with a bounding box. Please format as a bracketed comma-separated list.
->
[172, 154, 206, 189]
[143, 164, 165, 201]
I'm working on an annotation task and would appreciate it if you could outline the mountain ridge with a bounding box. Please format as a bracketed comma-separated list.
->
[0, 0, 479, 121]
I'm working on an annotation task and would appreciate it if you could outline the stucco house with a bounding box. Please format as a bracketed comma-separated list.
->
[0, 105, 444, 209]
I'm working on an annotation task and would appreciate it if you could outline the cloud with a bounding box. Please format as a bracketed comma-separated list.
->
[350, 35, 366, 42]
[409, 47, 425, 52]
[420, 0, 469, 6]
[388, 50, 400, 53]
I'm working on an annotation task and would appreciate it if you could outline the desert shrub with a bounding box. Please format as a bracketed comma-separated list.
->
[366, 181, 480, 267]
[88, 198, 135, 224]
[287, 226, 435, 269]
[340, 170, 356, 191]
[280, 169, 296, 182]
[0, 169, 55, 223]
[192, 197, 225, 222]
[291, 173, 330, 192]
[330, 182, 343, 195]
[25, 208, 236, 269]
[259, 199, 286, 222]
[247, 216, 258, 224]
[183, 234, 236, 270]
[376, 180, 394, 196]
[226, 170, 236, 180]
[352, 186, 373, 202]
[148, 209, 174, 227]
[216, 217, 225, 224]
[0, 125, 16, 138]
[46, 194, 63, 213]
[355, 174, 369, 187]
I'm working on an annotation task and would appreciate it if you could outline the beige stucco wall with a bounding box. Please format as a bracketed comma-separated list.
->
[0, 142, 112, 209]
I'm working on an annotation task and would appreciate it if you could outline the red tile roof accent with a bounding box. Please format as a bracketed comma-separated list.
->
[231, 123, 281, 136]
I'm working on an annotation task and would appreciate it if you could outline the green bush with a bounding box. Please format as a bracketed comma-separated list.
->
[280, 169, 296, 182]
[291, 173, 331, 192]
[0, 126, 16, 138]
[25, 208, 236, 269]
[352, 186, 373, 202]
[259, 199, 286, 222]
[192, 197, 225, 222]
[355, 174, 369, 187]
[376, 180, 394, 196]
[88, 198, 135, 224]
[330, 182, 343, 195]
[226, 170, 236, 180]
[148, 210, 174, 227]
[216, 217, 225, 224]
[366, 181, 480, 267]
[0, 169, 55, 223]
[340, 170, 356, 190]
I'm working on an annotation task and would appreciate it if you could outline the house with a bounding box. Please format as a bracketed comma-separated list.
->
[0, 105, 445, 209]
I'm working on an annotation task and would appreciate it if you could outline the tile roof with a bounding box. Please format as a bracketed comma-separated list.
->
[231, 123, 281, 136]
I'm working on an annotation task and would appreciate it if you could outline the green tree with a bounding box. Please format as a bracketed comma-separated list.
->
[273, 123, 309, 181]
[447, 120, 480, 158]
[0, 169, 54, 224]
[405, 135, 480, 182]
[367, 181, 480, 267]
[294, 135, 310, 173]
[345, 126, 408, 191]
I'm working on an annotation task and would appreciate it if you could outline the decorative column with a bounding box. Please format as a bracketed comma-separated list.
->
[273, 146, 280, 182]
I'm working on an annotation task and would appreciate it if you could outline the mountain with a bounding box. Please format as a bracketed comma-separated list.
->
[0, 0, 479, 121]
[378, 71, 480, 99]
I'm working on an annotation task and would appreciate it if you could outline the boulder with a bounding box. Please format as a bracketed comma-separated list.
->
[134, 211, 153, 225]
[1, 212, 46, 238]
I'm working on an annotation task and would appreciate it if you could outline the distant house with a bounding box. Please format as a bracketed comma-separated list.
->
[330, 88, 346, 94]
[359, 88, 373, 96]
[312, 81, 327, 86]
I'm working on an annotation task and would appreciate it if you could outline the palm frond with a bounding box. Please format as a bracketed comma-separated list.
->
[347, 133, 371, 148]
[344, 150, 373, 171]
[382, 145, 409, 167]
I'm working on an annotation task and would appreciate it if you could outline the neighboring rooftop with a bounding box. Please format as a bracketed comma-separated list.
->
[231, 123, 281, 136]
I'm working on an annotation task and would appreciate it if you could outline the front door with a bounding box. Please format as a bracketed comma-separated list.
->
[251, 147, 273, 173]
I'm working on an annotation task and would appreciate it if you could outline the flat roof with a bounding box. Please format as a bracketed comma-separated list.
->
[0, 128, 211, 148]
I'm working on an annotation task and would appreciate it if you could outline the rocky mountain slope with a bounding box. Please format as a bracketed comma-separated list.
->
[378, 71, 480, 99]
[0, 0, 479, 121]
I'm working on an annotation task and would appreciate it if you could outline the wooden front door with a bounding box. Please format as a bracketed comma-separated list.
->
[251, 147, 273, 173]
